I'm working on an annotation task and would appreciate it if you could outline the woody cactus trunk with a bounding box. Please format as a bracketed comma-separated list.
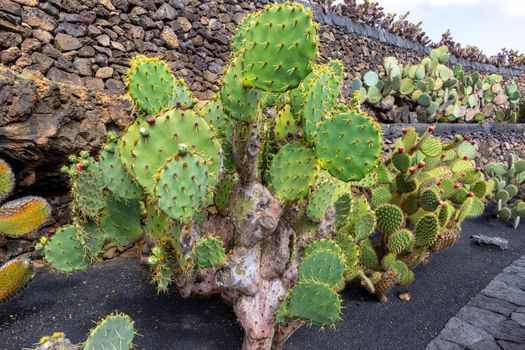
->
[39, 3, 386, 349]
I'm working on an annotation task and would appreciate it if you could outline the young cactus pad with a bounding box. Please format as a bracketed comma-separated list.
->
[192, 236, 227, 269]
[241, 2, 317, 92]
[316, 112, 382, 182]
[153, 151, 210, 224]
[269, 142, 317, 201]
[83, 313, 135, 350]
[0, 197, 51, 237]
[129, 109, 221, 192]
[44, 225, 91, 273]
[0, 259, 34, 303]
[127, 55, 175, 115]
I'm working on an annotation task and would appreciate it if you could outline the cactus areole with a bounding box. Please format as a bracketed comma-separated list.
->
[36, 3, 486, 349]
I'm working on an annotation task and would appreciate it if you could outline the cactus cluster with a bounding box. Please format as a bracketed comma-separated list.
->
[21, 4, 498, 349]
[354, 46, 522, 123]
[0, 159, 50, 304]
[34, 313, 135, 350]
[0, 159, 51, 238]
[332, 127, 490, 301]
[486, 153, 525, 229]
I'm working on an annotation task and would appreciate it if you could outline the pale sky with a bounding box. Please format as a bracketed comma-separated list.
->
[332, 0, 525, 55]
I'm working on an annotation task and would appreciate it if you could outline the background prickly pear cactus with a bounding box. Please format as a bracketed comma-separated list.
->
[486, 152, 525, 229]
[354, 46, 522, 123]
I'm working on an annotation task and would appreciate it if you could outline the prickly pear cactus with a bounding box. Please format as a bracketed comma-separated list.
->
[33, 313, 135, 350]
[355, 46, 522, 123]
[350, 127, 490, 302]
[0, 259, 34, 303]
[34, 4, 497, 349]
[486, 152, 525, 229]
[84, 313, 135, 350]
[0, 159, 51, 237]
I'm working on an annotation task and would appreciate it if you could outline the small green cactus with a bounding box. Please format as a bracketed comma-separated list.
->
[34, 313, 135, 350]
[192, 236, 227, 269]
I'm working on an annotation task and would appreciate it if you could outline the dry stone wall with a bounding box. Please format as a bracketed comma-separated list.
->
[0, 0, 524, 100]
[0, 0, 524, 187]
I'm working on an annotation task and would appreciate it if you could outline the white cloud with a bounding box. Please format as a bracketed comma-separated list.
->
[371, 0, 525, 20]
[487, 0, 525, 19]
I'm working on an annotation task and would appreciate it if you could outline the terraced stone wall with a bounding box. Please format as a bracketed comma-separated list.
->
[1, 0, 523, 101]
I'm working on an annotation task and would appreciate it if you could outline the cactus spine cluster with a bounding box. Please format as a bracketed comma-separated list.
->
[486, 152, 525, 229]
[355, 46, 522, 123]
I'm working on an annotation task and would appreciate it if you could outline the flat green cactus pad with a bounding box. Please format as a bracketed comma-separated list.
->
[130, 109, 221, 192]
[316, 112, 382, 182]
[269, 142, 317, 201]
[360, 239, 380, 270]
[281, 280, 341, 327]
[83, 313, 135, 350]
[415, 214, 439, 248]
[200, 96, 233, 140]
[99, 141, 145, 200]
[171, 78, 197, 109]
[298, 249, 345, 290]
[274, 104, 300, 144]
[335, 234, 361, 278]
[354, 213, 377, 240]
[306, 173, 339, 222]
[220, 54, 261, 122]
[153, 153, 210, 224]
[100, 194, 142, 246]
[69, 157, 106, 220]
[302, 239, 343, 258]
[298, 64, 341, 144]
[241, 2, 317, 92]
[144, 200, 181, 242]
[44, 225, 91, 273]
[214, 173, 238, 215]
[192, 236, 227, 269]
[231, 12, 256, 54]
[127, 55, 175, 115]
[118, 118, 145, 178]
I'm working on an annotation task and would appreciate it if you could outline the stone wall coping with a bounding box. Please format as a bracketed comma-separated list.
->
[286, 0, 525, 77]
